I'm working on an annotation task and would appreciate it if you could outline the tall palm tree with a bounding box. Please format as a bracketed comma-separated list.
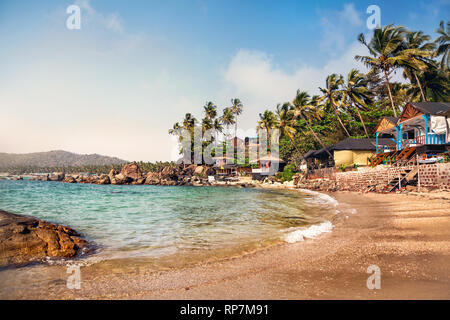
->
[434, 21, 449, 71]
[401, 31, 435, 101]
[356, 24, 408, 117]
[168, 122, 181, 136]
[221, 107, 235, 139]
[230, 98, 243, 139]
[203, 101, 217, 120]
[257, 110, 279, 149]
[342, 69, 372, 138]
[276, 102, 302, 158]
[292, 90, 333, 158]
[319, 74, 350, 137]
[182, 113, 197, 130]
[407, 68, 450, 102]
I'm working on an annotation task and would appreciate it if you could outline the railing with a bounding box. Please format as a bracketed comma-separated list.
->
[407, 134, 446, 146]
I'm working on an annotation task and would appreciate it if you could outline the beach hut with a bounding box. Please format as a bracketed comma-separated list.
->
[374, 102, 450, 165]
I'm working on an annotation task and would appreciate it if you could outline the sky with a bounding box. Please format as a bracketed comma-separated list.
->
[0, 0, 449, 161]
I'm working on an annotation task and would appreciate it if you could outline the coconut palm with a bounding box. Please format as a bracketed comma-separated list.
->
[319, 74, 350, 137]
[182, 113, 197, 130]
[434, 21, 449, 71]
[292, 90, 333, 158]
[257, 110, 279, 149]
[355, 24, 408, 117]
[230, 98, 243, 139]
[407, 68, 450, 102]
[276, 102, 302, 159]
[401, 31, 435, 101]
[342, 69, 372, 138]
[221, 107, 235, 139]
[203, 101, 217, 120]
[168, 122, 181, 136]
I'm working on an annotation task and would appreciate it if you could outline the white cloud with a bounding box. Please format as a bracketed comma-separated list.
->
[319, 3, 363, 54]
[219, 42, 368, 133]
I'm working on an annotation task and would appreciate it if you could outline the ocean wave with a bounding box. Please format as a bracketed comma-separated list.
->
[283, 221, 334, 243]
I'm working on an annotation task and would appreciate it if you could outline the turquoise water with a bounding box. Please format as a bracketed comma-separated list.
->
[0, 180, 334, 261]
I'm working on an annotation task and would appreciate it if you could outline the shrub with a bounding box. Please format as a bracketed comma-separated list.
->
[280, 164, 296, 182]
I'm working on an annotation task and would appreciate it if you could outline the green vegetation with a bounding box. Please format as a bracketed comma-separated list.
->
[170, 22, 448, 170]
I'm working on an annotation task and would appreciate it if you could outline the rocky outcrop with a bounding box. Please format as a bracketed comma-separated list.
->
[0, 210, 89, 267]
[121, 163, 143, 180]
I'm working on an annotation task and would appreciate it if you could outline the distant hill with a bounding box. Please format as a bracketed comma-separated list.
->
[0, 150, 127, 168]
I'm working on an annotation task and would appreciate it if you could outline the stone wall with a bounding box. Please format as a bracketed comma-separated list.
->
[299, 163, 450, 192]
[335, 163, 450, 191]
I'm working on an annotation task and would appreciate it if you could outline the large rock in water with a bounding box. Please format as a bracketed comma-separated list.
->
[120, 163, 143, 180]
[0, 210, 89, 267]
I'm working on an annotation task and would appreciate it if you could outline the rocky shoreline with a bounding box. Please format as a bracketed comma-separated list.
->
[26, 163, 281, 188]
[0, 210, 89, 268]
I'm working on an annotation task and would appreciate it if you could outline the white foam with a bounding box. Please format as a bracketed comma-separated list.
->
[283, 221, 334, 243]
[296, 188, 339, 207]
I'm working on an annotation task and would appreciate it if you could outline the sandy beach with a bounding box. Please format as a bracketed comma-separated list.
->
[1, 191, 449, 300]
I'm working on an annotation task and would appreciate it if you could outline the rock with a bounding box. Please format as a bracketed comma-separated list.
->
[97, 175, 111, 185]
[160, 166, 179, 180]
[120, 163, 143, 180]
[144, 172, 160, 185]
[108, 169, 117, 180]
[63, 175, 77, 183]
[49, 172, 65, 182]
[0, 209, 89, 267]
[194, 166, 204, 175]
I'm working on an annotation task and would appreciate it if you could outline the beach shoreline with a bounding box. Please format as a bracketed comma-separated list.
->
[1, 190, 449, 299]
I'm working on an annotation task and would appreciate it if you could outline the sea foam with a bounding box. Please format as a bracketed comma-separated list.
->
[284, 221, 334, 243]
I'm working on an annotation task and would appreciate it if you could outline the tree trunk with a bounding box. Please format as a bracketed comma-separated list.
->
[331, 99, 351, 137]
[299, 114, 333, 158]
[414, 70, 426, 102]
[354, 104, 369, 138]
[384, 70, 398, 117]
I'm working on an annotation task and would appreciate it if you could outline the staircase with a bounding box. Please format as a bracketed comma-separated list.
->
[383, 167, 418, 192]
[392, 147, 417, 166]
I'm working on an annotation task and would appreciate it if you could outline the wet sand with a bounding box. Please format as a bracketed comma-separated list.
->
[0, 191, 449, 299]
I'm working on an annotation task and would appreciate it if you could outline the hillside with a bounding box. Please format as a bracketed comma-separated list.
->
[0, 150, 127, 168]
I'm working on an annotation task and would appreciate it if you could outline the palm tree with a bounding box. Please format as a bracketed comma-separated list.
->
[356, 24, 408, 117]
[221, 107, 235, 139]
[407, 68, 450, 102]
[182, 113, 197, 130]
[342, 69, 372, 138]
[257, 110, 279, 149]
[276, 102, 302, 159]
[203, 101, 217, 120]
[319, 74, 350, 137]
[434, 21, 449, 71]
[292, 90, 333, 158]
[168, 122, 181, 136]
[401, 31, 435, 101]
[230, 98, 243, 139]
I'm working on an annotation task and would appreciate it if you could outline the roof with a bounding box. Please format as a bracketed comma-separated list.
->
[374, 116, 399, 133]
[407, 102, 450, 116]
[303, 138, 396, 159]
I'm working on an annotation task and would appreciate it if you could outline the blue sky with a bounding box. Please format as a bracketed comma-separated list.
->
[0, 0, 448, 161]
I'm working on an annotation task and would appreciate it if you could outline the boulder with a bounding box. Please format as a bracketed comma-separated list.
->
[49, 172, 65, 182]
[194, 166, 204, 175]
[0, 209, 89, 267]
[97, 175, 111, 185]
[63, 175, 77, 183]
[160, 166, 179, 180]
[120, 163, 143, 180]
